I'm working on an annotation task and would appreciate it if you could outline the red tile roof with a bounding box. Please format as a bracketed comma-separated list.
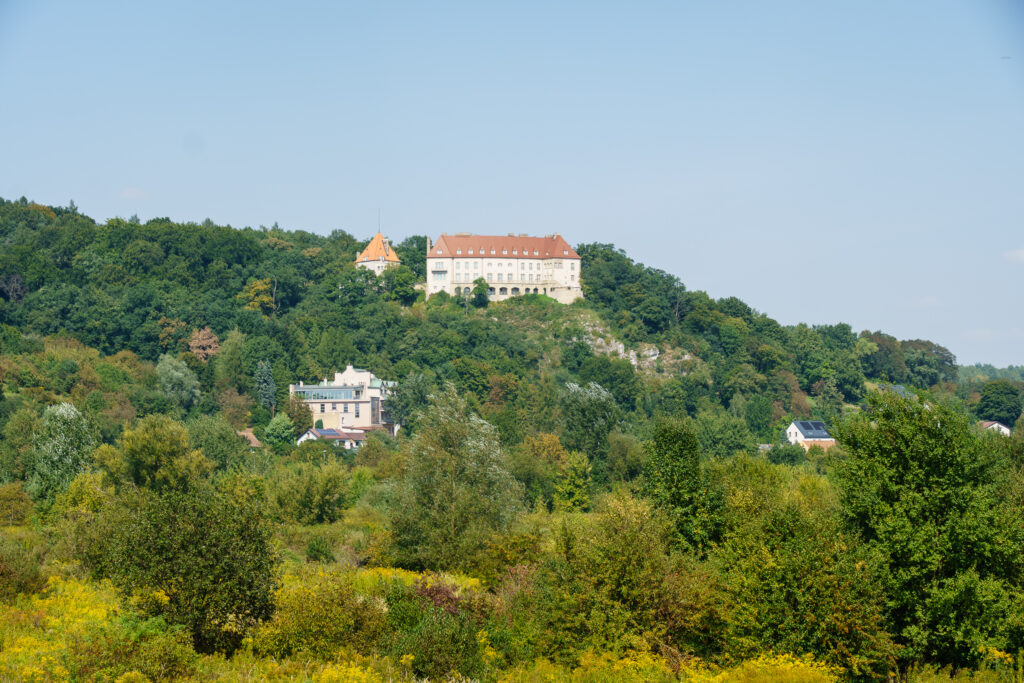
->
[429, 234, 579, 259]
[237, 429, 262, 447]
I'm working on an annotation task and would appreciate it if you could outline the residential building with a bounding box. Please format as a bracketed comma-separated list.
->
[296, 428, 367, 449]
[425, 233, 583, 304]
[980, 420, 1012, 436]
[289, 365, 398, 434]
[786, 420, 837, 451]
[355, 232, 401, 275]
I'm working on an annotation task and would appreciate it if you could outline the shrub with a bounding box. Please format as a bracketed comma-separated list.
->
[0, 532, 46, 600]
[0, 576, 197, 682]
[269, 461, 351, 524]
[88, 486, 277, 654]
[382, 581, 486, 680]
[0, 483, 32, 525]
[306, 535, 336, 564]
[249, 567, 385, 659]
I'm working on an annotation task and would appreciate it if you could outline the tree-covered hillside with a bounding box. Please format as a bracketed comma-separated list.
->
[2, 196, 1024, 681]
[0, 196, 971, 437]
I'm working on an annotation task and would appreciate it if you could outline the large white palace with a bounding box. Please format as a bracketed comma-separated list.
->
[425, 233, 583, 304]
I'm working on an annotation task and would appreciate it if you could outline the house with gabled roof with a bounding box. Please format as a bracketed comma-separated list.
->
[979, 420, 1011, 436]
[786, 420, 837, 451]
[355, 232, 401, 275]
[425, 233, 583, 304]
[296, 428, 367, 449]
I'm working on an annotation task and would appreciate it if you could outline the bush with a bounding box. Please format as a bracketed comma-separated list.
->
[382, 580, 486, 680]
[0, 532, 46, 600]
[0, 483, 32, 525]
[87, 486, 277, 654]
[249, 567, 385, 659]
[0, 576, 197, 681]
[306, 535, 335, 564]
[269, 461, 351, 524]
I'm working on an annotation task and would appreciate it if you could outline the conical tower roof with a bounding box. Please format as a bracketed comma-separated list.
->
[355, 232, 401, 265]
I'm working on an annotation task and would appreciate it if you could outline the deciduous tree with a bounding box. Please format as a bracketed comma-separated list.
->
[390, 384, 523, 570]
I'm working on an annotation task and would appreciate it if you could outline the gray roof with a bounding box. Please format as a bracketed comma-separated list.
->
[793, 420, 832, 439]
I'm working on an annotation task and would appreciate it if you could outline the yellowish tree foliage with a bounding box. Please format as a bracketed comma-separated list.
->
[237, 278, 276, 316]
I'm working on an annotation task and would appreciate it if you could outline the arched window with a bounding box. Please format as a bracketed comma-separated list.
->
[499, 287, 507, 295]
[511, 287, 520, 295]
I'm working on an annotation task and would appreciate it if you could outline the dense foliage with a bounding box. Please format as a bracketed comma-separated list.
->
[1, 197, 1023, 681]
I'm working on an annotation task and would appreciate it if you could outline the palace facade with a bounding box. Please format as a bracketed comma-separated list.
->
[425, 233, 583, 304]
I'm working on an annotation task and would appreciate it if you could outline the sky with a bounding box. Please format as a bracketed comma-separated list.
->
[1, 1, 1022, 366]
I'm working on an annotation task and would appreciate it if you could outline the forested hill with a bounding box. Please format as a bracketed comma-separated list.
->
[0, 195, 989, 445]
[7, 196, 1024, 680]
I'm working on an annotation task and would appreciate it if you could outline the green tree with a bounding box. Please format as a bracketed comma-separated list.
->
[835, 392, 1024, 668]
[743, 394, 772, 439]
[553, 451, 592, 512]
[390, 384, 523, 570]
[263, 413, 295, 452]
[578, 355, 641, 409]
[642, 417, 723, 552]
[94, 414, 214, 492]
[186, 415, 249, 471]
[281, 394, 313, 435]
[253, 360, 276, 414]
[156, 354, 201, 410]
[559, 382, 619, 465]
[977, 379, 1022, 427]
[92, 486, 277, 654]
[718, 476, 896, 678]
[27, 402, 96, 504]
[382, 265, 419, 305]
[471, 277, 489, 308]
[387, 372, 435, 435]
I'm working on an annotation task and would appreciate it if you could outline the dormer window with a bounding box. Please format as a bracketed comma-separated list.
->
[502, 249, 507, 254]
[436, 249, 442, 254]
[468, 249, 474, 255]
[456, 249, 462, 254]
[490, 249, 495, 254]
[533, 250, 538, 255]
[512, 249, 517, 255]
[563, 250, 568, 255]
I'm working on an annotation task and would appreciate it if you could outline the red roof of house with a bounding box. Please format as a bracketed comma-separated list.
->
[237, 429, 262, 447]
[429, 234, 579, 259]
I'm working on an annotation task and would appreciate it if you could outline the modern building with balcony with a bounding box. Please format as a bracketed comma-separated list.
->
[289, 365, 398, 435]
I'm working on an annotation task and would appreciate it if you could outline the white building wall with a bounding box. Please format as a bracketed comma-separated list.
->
[426, 255, 582, 303]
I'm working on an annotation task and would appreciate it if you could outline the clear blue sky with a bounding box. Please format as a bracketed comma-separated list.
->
[1, 1, 1022, 365]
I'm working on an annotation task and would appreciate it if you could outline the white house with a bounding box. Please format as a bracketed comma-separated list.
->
[289, 365, 398, 435]
[980, 420, 1012, 436]
[786, 420, 837, 451]
[296, 428, 367, 450]
[355, 232, 401, 276]
[425, 233, 583, 304]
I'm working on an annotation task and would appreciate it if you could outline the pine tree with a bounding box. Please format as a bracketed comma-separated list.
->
[254, 361, 276, 414]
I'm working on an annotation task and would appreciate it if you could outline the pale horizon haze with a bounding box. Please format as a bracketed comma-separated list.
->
[1, 1, 1022, 365]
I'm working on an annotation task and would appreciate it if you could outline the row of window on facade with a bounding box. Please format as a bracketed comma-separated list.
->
[454, 286, 541, 296]
[317, 402, 360, 417]
[451, 272, 573, 283]
[450, 261, 574, 271]
[448, 248, 571, 256]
